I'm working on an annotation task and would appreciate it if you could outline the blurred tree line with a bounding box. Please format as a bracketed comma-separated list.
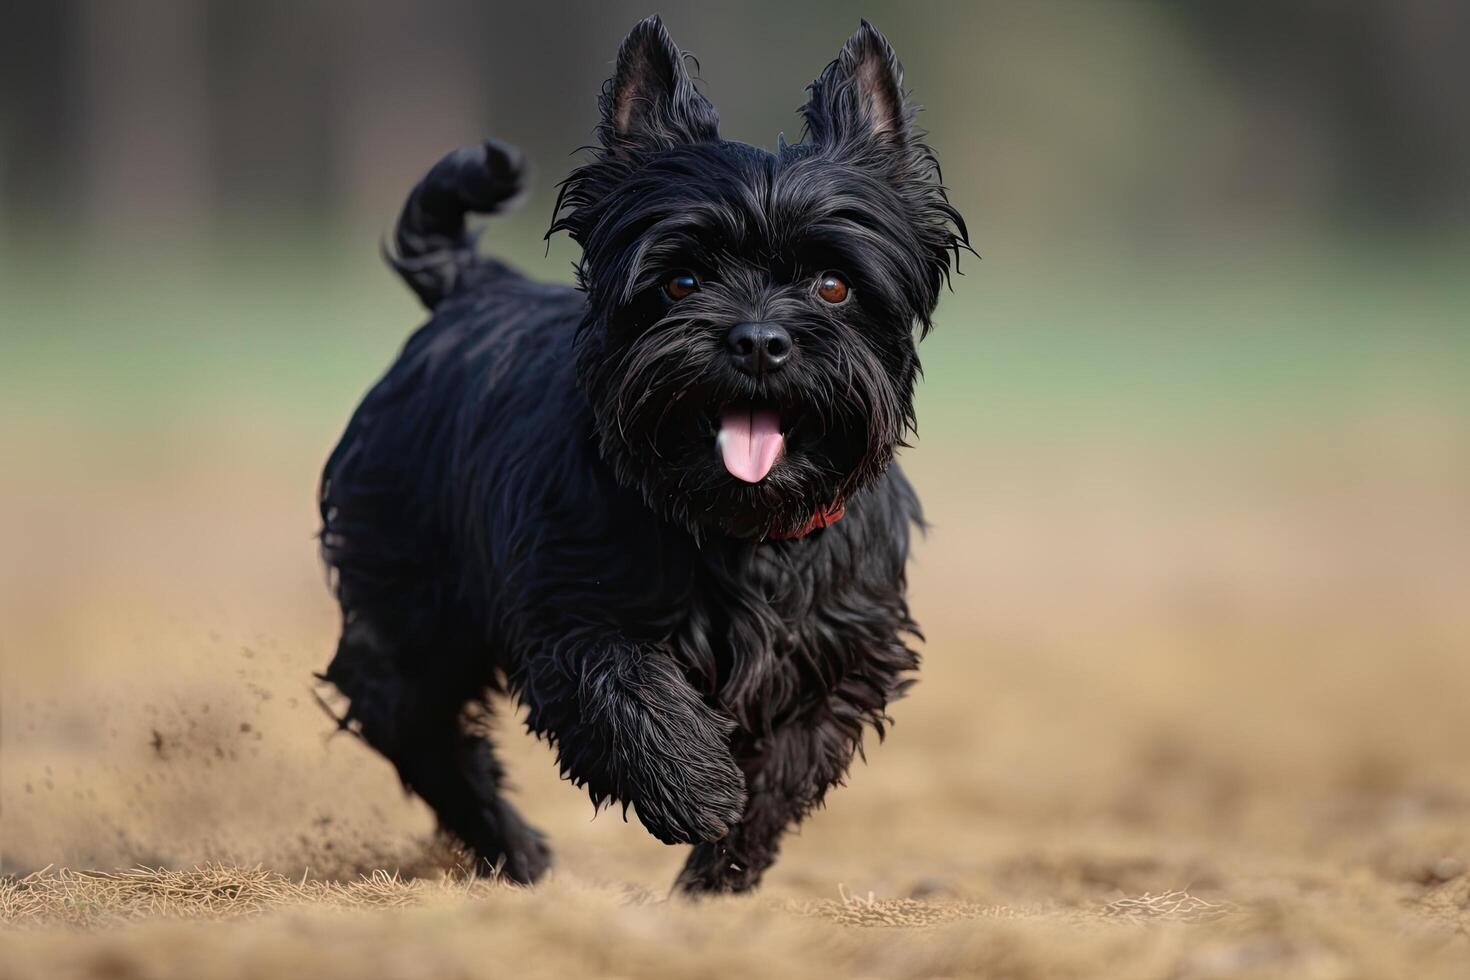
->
[2, 0, 1466, 245]
[1180, 1, 1470, 227]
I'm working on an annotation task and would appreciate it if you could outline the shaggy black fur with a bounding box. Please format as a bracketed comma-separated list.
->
[317, 16, 966, 894]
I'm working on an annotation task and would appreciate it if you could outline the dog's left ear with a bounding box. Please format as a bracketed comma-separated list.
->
[800, 20, 914, 147]
[599, 16, 720, 152]
[799, 21, 970, 336]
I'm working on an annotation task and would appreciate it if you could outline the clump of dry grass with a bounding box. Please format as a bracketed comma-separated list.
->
[791, 883, 1020, 927]
[1097, 888, 1232, 922]
[787, 884, 1235, 930]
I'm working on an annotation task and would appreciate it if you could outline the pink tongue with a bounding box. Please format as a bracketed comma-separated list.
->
[718, 406, 784, 483]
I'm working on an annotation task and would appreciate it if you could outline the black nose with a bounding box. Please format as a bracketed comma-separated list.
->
[725, 321, 792, 376]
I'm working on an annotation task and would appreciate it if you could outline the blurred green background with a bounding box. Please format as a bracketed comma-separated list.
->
[3, 0, 1467, 456]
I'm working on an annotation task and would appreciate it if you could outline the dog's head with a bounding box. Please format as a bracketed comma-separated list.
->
[552, 17, 966, 540]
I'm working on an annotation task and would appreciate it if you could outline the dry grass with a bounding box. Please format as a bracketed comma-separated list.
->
[4, 399, 1470, 977]
[0, 866, 491, 926]
[2, 866, 1468, 979]
[0, 866, 1194, 929]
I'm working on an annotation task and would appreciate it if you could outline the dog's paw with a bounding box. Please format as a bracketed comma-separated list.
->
[466, 802, 553, 886]
[489, 832, 553, 886]
[673, 839, 764, 895]
[580, 647, 747, 844]
[632, 750, 747, 845]
[539, 643, 748, 844]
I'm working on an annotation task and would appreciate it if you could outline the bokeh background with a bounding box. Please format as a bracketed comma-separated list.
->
[3, 1, 1470, 974]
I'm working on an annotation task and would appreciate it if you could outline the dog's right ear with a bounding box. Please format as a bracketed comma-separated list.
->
[598, 16, 720, 152]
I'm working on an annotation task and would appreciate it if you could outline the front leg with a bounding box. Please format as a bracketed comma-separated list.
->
[675, 708, 862, 894]
[519, 639, 747, 845]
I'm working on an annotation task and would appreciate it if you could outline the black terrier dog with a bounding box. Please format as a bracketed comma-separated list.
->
[318, 16, 965, 893]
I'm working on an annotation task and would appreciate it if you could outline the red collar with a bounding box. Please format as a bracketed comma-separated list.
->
[767, 500, 846, 540]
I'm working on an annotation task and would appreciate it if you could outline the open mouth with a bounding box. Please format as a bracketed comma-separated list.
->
[715, 402, 787, 483]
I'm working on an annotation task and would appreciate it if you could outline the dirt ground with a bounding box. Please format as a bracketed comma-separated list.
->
[4, 376, 1470, 977]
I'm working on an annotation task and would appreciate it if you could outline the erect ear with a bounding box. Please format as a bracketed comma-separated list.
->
[800, 20, 912, 147]
[599, 16, 720, 151]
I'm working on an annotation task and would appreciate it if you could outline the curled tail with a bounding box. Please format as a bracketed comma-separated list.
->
[387, 138, 527, 310]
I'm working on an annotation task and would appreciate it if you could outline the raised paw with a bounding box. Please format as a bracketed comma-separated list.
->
[532, 643, 748, 846]
[607, 660, 747, 845]
[631, 748, 747, 845]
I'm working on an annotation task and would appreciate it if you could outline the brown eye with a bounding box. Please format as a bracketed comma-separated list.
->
[665, 272, 699, 300]
[816, 272, 850, 305]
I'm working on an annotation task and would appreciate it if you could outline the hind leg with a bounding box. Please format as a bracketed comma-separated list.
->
[322, 616, 551, 884]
